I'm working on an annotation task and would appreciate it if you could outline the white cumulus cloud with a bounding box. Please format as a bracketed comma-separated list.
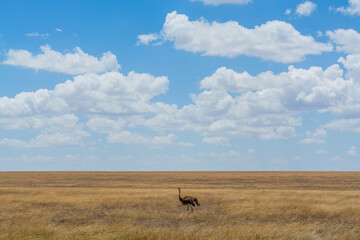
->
[0, 114, 89, 148]
[336, 0, 360, 16]
[201, 64, 351, 114]
[324, 119, 360, 132]
[137, 33, 160, 45]
[327, 29, 360, 54]
[0, 71, 169, 117]
[3, 45, 120, 75]
[296, 1, 317, 16]
[138, 11, 332, 63]
[301, 129, 327, 144]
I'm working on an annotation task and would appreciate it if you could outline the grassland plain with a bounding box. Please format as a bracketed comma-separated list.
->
[0, 171, 359, 240]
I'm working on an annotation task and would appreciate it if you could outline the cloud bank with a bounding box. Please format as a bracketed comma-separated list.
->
[3, 23, 360, 148]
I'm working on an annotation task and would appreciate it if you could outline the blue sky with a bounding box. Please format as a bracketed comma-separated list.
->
[1, 0, 360, 171]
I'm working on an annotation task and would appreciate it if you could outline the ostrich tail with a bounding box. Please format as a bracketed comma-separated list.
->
[194, 198, 200, 206]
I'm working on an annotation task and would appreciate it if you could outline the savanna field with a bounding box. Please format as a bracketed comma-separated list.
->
[0, 172, 359, 240]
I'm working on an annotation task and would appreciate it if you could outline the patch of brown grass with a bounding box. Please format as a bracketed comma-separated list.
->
[0, 172, 360, 239]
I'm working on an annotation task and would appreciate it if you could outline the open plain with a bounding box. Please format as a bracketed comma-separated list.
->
[0, 171, 359, 239]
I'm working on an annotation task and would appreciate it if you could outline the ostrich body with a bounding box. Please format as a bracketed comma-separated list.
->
[178, 187, 200, 212]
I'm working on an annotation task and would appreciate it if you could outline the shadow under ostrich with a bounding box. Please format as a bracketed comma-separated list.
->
[178, 187, 200, 212]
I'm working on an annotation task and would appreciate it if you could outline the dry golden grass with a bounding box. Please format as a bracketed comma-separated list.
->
[0, 171, 359, 239]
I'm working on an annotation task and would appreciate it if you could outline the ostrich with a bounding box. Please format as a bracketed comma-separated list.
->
[178, 187, 200, 212]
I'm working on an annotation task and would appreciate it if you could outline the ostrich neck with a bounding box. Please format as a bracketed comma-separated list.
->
[178, 188, 182, 200]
